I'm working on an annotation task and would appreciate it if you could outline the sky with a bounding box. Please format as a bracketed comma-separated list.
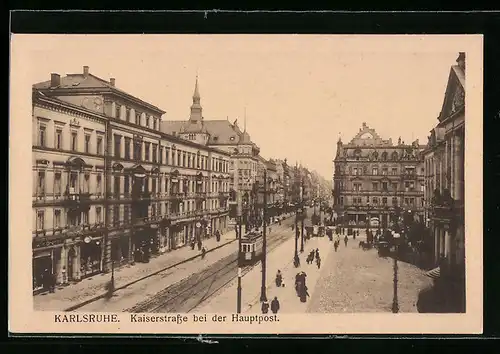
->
[16, 34, 464, 180]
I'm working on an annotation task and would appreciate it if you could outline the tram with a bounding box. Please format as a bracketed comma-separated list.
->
[239, 231, 263, 266]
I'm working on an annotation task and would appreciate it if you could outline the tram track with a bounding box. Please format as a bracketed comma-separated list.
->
[125, 225, 296, 313]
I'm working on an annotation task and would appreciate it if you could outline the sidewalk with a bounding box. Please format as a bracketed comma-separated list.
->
[193, 233, 334, 314]
[34, 230, 237, 311]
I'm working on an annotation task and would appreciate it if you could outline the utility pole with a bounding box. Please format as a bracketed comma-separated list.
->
[300, 178, 305, 252]
[260, 169, 268, 302]
[236, 193, 243, 313]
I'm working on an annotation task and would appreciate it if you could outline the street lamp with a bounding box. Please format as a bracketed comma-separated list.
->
[392, 230, 400, 313]
[236, 193, 243, 313]
[259, 169, 268, 302]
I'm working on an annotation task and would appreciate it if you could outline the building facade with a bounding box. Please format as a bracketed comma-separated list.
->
[32, 67, 231, 291]
[423, 53, 465, 268]
[333, 123, 426, 228]
[32, 90, 107, 291]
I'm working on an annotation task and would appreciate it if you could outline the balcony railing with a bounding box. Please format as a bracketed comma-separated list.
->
[32, 222, 106, 247]
[131, 191, 152, 200]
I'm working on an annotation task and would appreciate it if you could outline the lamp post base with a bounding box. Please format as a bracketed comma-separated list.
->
[259, 290, 267, 302]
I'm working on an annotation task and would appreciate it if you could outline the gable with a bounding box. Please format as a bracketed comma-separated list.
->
[439, 66, 465, 122]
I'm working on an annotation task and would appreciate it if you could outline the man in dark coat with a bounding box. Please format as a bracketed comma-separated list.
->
[270, 297, 280, 314]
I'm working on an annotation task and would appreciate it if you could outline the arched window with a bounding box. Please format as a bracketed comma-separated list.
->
[381, 151, 388, 161]
[391, 151, 398, 161]
[354, 149, 362, 160]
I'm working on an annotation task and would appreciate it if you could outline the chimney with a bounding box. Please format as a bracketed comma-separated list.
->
[50, 73, 61, 88]
[457, 52, 465, 71]
[110, 78, 115, 87]
[83, 66, 89, 77]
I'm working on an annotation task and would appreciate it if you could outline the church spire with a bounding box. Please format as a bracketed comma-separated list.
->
[244, 107, 247, 133]
[189, 74, 202, 122]
[193, 73, 200, 101]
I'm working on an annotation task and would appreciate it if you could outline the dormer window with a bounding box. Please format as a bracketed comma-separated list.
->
[213, 136, 219, 142]
[230, 136, 235, 141]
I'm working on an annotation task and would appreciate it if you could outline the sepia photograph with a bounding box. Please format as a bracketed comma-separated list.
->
[9, 34, 483, 334]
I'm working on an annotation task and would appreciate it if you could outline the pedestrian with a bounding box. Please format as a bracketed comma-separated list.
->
[316, 256, 321, 269]
[294, 254, 300, 267]
[315, 248, 320, 260]
[295, 272, 301, 294]
[334, 241, 339, 252]
[261, 300, 270, 314]
[216, 230, 221, 242]
[270, 296, 280, 314]
[275, 270, 282, 287]
[62, 266, 67, 285]
[201, 247, 206, 259]
[191, 240, 196, 250]
[197, 240, 202, 251]
[344, 235, 348, 247]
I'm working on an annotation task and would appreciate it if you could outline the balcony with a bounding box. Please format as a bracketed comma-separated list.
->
[32, 223, 106, 248]
[195, 192, 207, 200]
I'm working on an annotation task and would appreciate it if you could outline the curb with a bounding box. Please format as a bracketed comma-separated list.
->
[64, 238, 237, 312]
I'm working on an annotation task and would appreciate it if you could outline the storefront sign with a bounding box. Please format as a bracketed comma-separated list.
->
[33, 250, 52, 259]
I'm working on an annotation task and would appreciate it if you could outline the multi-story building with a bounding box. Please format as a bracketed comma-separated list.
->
[423, 52, 465, 268]
[32, 67, 231, 291]
[161, 77, 260, 224]
[333, 122, 426, 228]
[32, 88, 107, 291]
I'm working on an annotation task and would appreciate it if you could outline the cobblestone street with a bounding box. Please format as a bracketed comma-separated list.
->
[307, 231, 432, 313]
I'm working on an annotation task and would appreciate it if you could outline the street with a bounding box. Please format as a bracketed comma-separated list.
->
[307, 231, 433, 313]
[196, 229, 432, 314]
[70, 213, 299, 312]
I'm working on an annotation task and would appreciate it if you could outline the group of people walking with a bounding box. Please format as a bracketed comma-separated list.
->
[306, 248, 321, 269]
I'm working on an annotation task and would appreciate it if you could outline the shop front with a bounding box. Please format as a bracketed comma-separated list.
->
[132, 226, 158, 263]
[33, 248, 58, 293]
[110, 232, 132, 267]
[32, 236, 65, 293]
[79, 236, 103, 279]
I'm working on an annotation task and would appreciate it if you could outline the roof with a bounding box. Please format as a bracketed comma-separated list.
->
[161, 119, 256, 145]
[33, 72, 165, 114]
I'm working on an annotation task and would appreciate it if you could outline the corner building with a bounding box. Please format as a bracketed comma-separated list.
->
[333, 123, 426, 228]
[32, 67, 231, 291]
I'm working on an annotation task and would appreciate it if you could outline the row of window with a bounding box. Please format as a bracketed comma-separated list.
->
[36, 122, 229, 173]
[352, 181, 421, 192]
[35, 200, 228, 231]
[351, 150, 407, 161]
[37, 123, 104, 155]
[114, 135, 229, 172]
[35, 171, 230, 197]
[337, 196, 423, 207]
[346, 166, 421, 176]
[115, 104, 160, 131]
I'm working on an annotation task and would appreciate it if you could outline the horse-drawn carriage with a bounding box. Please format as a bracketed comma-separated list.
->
[377, 241, 391, 257]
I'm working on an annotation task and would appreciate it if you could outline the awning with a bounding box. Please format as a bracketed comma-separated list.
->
[424, 267, 440, 279]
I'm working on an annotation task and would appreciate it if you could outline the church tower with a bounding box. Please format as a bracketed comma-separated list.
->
[190, 75, 203, 122]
